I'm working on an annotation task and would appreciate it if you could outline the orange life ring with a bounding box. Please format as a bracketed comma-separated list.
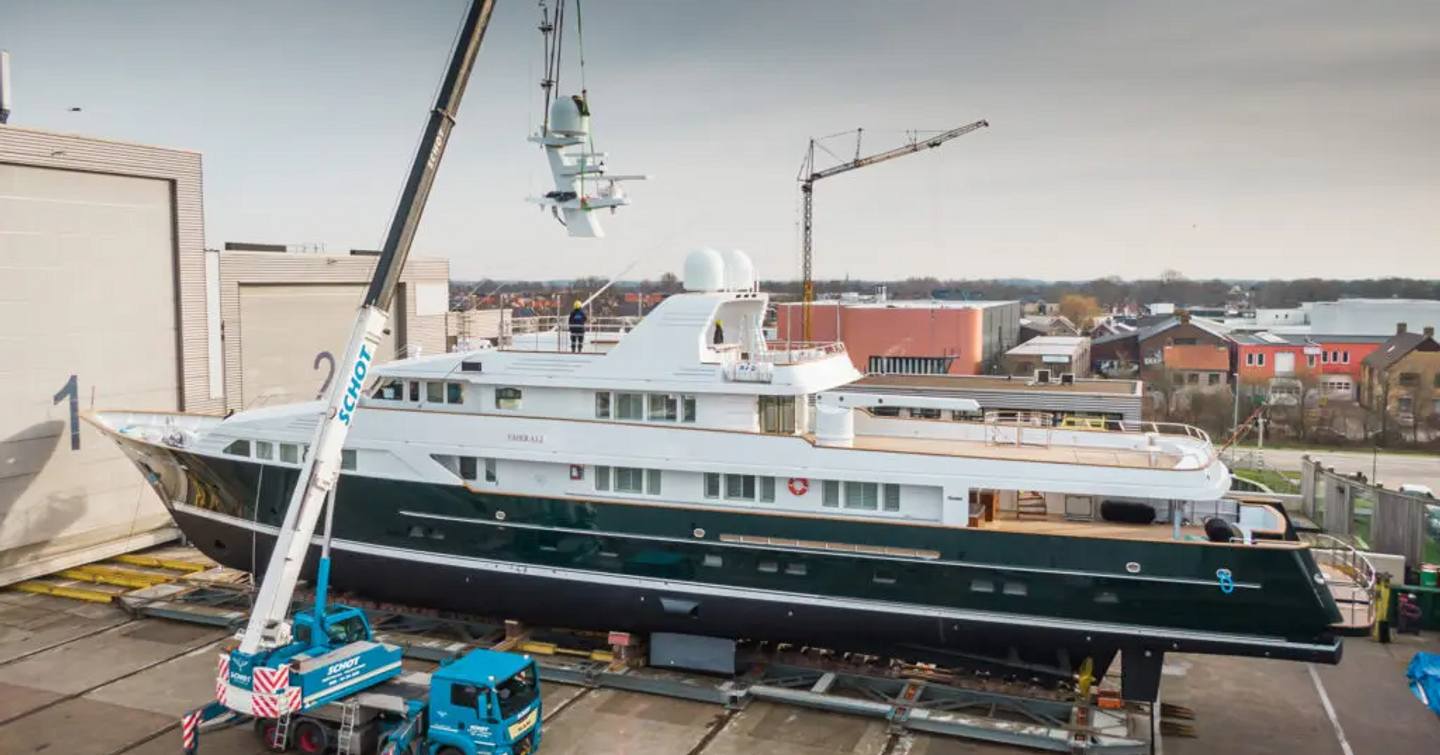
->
[787, 477, 809, 496]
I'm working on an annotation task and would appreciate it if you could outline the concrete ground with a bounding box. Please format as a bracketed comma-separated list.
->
[1254, 447, 1440, 492]
[1, 589, 1437, 754]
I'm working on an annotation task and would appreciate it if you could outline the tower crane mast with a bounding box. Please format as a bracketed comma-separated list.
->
[798, 119, 989, 339]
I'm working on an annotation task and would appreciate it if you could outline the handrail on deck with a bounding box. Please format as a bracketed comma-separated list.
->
[1299, 531, 1378, 630]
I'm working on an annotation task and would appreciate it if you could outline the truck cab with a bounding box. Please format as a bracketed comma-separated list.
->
[426, 650, 542, 755]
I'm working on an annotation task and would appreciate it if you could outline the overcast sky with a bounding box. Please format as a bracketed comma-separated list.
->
[5, 1, 1438, 281]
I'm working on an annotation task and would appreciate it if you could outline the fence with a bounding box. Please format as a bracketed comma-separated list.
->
[1299, 455, 1437, 569]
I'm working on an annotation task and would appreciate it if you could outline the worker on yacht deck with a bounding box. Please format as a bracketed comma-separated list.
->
[568, 300, 587, 352]
[713, 319, 725, 345]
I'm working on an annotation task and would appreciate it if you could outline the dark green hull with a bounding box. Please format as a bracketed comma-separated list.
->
[126, 439, 1343, 673]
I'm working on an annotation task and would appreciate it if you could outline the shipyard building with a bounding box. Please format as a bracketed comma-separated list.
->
[774, 298, 1021, 375]
[0, 124, 448, 584]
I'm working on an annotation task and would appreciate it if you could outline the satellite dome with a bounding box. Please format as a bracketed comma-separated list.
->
[721, 249, 755, 291]
[683, 248, 725, 292]
[548, 95, 590, 136]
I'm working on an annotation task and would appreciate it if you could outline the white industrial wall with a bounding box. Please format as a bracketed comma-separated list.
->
[218, 251, 450, 414]
[0, 127, 205, 583]
[1308, 300, 1440, 337]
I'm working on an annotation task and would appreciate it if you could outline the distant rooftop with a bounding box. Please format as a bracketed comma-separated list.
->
[1006, 335, 1089, 356]
[778, 299, 1017, 310]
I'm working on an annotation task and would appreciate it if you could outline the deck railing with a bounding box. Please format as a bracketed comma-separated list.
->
[1299, 531, 1377, 630]
[499, 315, 638, 351]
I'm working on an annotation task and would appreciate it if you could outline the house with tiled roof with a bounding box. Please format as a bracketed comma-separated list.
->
[1360, 323, 1440, 432]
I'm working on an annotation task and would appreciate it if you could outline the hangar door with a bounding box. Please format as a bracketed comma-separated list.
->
[0, 163, 179, 580]
[237, 283, 399, 409]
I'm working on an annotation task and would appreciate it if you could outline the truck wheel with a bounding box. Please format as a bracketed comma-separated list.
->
[255, 719, 288, 752]
[292, 720, 330, 754]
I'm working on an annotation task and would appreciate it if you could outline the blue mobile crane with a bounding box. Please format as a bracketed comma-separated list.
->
[180, 1, 544, 752]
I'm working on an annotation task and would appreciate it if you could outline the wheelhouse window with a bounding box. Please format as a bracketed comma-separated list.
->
[704, 472, 720, 499]
[446, 382, 464, 404]
[495, 387, 523, 410]
[822, 480, 840, 508]
[883, 483, 900, 512]
[372, 379, 404, 400]
[682, 395, 697, 423]
[255, 441, 274, 461]
[595, 392, 612, 419]
[280, 443, 299, 464]
[340, 449, 357, 471]
[426, 381, 444, 403]
[615, 467, 645, 494]
[222, 439, 250, 457]
[760, 477, 776, 503]
[408, 381, 420, 401]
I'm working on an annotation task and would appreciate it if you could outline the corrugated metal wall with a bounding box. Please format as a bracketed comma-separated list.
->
[0, 125, 214, 413]
[0, 126, 202, 583]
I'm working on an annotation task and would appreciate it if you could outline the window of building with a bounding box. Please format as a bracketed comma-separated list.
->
[822, 480, 840, 508]
[758, 395, 796, 434]
[223, 439, 251, 457]
[1186, 372, 1199, 384]
[760, 477, 776, 503]
[1245, 353, 1255, 366]
[1341, 351, 1350, 364]
[616, 392, 644, 420]
[1172, 373, 1184, 385]
[1257, 353, 1266, 367]
[446, 382, 464, 404]
[1306, 354, 1317, 368]
[682, 395, 697, 423]
[426, 381, 444, 403]
[495, 387, 522, 410]
[648, 393, 679, 422]
[1399, 373, 1420, 387]
[595, 392, 611, 419]
[1321, 351, 1330, 364]
[1173, 337, 1197, 346]
[1208, 373, 1221, 385]
[280, 443, 299, 463]
[256, 441, 274, 461]
[1398, 396, 1414, 414]
[725, 474, 757, 501]
[1435, 375, 1440, 389]
[703, 472, 720, 499]
[844, 481, 879, 510]
[867, 356, 954, 375]
[341, 449, 357, 471]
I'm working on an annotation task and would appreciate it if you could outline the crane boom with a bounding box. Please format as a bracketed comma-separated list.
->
[798, 119, 989, 339]
[238, 0, 496, 656]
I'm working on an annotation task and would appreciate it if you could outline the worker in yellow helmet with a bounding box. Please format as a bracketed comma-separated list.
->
[713, 319, 725, 345]
[568, 299, 587, 352]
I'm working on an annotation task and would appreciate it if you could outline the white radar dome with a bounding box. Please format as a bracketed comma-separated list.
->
[683, 248, 725, 292]
[721, 249, 755, 291]
[548, 95, 590, 136]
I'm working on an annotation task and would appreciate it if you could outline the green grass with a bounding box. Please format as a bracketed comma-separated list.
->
[1231, 467, 1301, 494]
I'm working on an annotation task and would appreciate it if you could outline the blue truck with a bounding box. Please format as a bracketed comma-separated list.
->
[254, 642, 543, 754]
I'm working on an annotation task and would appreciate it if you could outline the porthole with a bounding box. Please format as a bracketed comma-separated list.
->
[495, 510, 507, 521]
[1125, 561, 1141, 574]
[692, 528, 706, 539]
